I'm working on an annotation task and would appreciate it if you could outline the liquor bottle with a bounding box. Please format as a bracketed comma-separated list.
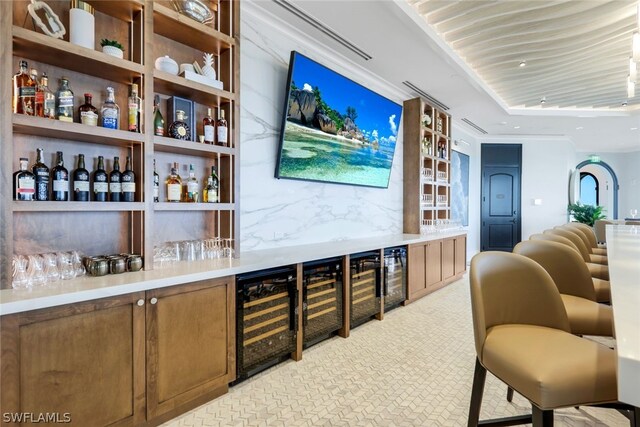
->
[55, 77, 74, 122]
[79, 93, 98, 126]
[216, 110, 228, 146]
[93, 155, 108, 202]
[38, 73, 56, 119]
[32, 148, 49, 201]
[166, 162, 182, 203]
[32, 69, 44, 118]
[101, 86, 120, 130]
[153, 159, 159, 202]
[121, 156, 136, 202]
[185, 164, 199, 203]
[14, 157, 36, 201]
[13, 60, 36, 115]
[51, 151, 69, 201]
[169, 110, 190, 140]
[203, 108, 214, 144]
[128, 83, 141, 133]
[30, 68, 38, 85]
[205, 166, 219, 203]
[109, 156, 122, 202]
[73, 154, 90, 202]
[153, 95, 164, 136]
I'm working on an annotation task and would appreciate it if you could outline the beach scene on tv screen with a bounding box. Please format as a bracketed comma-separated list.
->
[279, 53, 402, 188]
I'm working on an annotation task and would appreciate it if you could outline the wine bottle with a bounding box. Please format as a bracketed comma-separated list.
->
[203, 107, 214, 144]
[166, 162, 182, 203]
[73, 154, 90, 202]
[128, 83, 141, 133]
[109, 156, 122, 202]
[153, 95, 164, 137]
[153, 159, 159, 202]
[51, 151, 69, 201]
[185, 164, 199, 203]
[32, 148, 49, 201]
[14, 157, 35, 201]
[93, 155, 108, 202]
[55, 78, 74, 122]
[216, 110, 228, 146]
[121, 156, 136, 202]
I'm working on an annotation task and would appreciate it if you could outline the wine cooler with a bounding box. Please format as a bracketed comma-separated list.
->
[349, 251, 382, 328]
[384, 246, 407, 311]
[236, 267, 297, 381]
[303, 257, 343, 348]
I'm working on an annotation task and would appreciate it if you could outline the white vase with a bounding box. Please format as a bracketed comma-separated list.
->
[69, 2, 94, 50]
[102, 45, 124, 59]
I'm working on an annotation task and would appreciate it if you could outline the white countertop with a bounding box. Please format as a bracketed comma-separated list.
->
[0, 230, 466, 316]
[606, 224, 640, 407]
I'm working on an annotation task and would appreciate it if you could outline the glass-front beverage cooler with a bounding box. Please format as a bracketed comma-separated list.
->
[384, 246, 407, 311]
[349, 251, 382, 328]
[236, 267, 297, 382]
[303, 257, 344, 348]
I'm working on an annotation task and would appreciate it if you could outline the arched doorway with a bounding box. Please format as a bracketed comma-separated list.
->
[575, 160, 619, 219]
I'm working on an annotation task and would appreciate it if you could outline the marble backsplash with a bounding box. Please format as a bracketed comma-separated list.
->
[239, 9, 405, 251]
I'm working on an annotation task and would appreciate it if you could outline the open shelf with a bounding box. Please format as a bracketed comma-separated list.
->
[13, 201, 145, 212]
[85, 0, 144, 22]
[13, 115, 145, 147]
[153, 71, 235, 106]
[13, 27, 144, 84]
[154, 202, 234, 211]
[153, 2, 233, 54]
[154, 135, 234, 158]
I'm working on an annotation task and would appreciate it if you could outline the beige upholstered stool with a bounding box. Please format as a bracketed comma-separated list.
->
[594, 220, 614, 244]
[560, 224, 608, 260]
[565, 222, 607, 255]
[553, 226, 608, 265]
[468, 252, 638, 427]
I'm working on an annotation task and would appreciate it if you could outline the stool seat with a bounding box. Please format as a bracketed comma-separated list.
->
[589, 253, 608, 265]
[592, 247, 607, 256]
[560, 294, 614, 337]
[587, 262, 609, 280]
[592, 278, 611, 303]
[482, 324, 617, 410]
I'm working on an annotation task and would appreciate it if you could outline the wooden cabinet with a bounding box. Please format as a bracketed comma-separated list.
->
[1, 293, 146, 426]
[407, 243, 427, 298]
[425, 240, 443, 291]
[454, 235, 467, 276]
[442, 238, 455, 282]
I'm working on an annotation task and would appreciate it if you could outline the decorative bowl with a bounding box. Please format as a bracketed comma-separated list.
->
[155, 55, 179, 75]
[171, 0, 213, 24]
[102, 45, 123, 59]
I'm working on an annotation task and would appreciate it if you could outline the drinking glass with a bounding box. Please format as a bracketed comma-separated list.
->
[71, 251, 86, 277]
[630, 209, 638, 219]
[27, 254, 47, 287]
[222, 239, 235, 258]
[12, 255, 30, 289]
[43, 253, 60, 283]
[57, 252, 76, 280]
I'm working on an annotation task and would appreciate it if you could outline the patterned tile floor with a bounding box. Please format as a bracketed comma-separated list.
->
[164, 275, 628, 426]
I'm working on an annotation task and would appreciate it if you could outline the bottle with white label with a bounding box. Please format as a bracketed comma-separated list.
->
[203, 108, 214, 144]
[93, 155, 108, 202]
[14, 157, 35, 201]
[185, 163, 199, 202]
[121, 156, 136, 202]
[216, 110, 228, 146]
[51, 151, 69, 201]
[109, 156, 122, 202]
[166, 162, 182, 203]
[73, 154, 90, 202]
[101, 86, 120, 130]
[55, 78, 74, 122]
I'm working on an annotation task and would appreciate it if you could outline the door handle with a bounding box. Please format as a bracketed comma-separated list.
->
[511, 219, 517, 224]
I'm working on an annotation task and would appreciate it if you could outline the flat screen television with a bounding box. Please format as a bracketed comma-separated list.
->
[275, 51, 402, 189]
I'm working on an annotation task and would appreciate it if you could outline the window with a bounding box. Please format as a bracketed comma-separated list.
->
[580, 172, 599, 205]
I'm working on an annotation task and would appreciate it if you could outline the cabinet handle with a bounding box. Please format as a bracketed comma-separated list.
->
[137, 299, 144, 307]
[150, 297, 158, 305]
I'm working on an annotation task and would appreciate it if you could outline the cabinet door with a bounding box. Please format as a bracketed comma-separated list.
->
[442, 238, 455, 281]
[455, 235, 467, 275]
[0, 293, 146, 427]
[407, 243, 427, 299]
[146, 277, 235, 421]
[425, 241, 443, 290]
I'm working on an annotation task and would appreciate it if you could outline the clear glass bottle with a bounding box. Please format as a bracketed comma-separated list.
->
[73, 154, 90, 202]
[79, 93, 98, 126]
[13, 60, 36, 115]
[51, 151, 69, 201]
[32, 68, 44, 118]
[205, 166, 219, 203]
[185, 163, 199, 203]
[169, 110, 190, 140]
[153, 159, 159, 202]
[121, 156, 136, 202]
[14, 157, 36, 201]
[32, 148, 49, 201]
[109, 156, 122, 202]
[55, 77, 74, 122]
[153, 95, 164, 137]
[93, 155, 108, 202]
[216, 110, 228, 146]
[101, 86, 120, 130]
[128, 83, 141, 132]
[166, 162, 182, 203]
[38, 73, 56, 119]
[203, 107, 214, 144]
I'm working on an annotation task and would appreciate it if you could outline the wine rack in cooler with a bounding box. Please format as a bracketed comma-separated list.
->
[302, 257, 343, 347]
[349, 251, 381, 328]
[383, 246, 406, 311]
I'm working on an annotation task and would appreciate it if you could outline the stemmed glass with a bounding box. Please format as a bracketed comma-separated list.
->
[630, 209, 638, 219]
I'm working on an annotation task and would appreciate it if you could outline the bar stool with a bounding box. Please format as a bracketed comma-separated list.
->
[565, 222, 607, 255]
[594, 220, 613, 245]
[559, 225, 608, 261]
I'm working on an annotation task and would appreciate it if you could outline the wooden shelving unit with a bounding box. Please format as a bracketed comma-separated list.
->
[1, 0, 240, 288]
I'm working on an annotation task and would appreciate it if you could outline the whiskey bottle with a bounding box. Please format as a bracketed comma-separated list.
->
[203, 108, 214, 144]
[32, 148, 49, 201]
[153, 159, 159, 202]
[13, 60, 36, 115]
[205, 166, 219, 203]
[39, 73, 56, 119]
[169, 110, 190, 140]
[73, 154, 90, 202]
[128, 83, 141, 133]
[101, 86, 120, 130]
[32, 69, 44, 118]
[166, 162, 182, 203]
[93, 155, 108, 202]
[51, 151, 69, 201]
[153, 95, 164, 137]
[14, 157, 35, 201]
[216, 110, 228, 146]
[55, 78, 74, 122]
[121, 156, 136, 202]
[79, 93, 98, 126]
[109, 156, 122, 202]
[185, 164, 199, 203]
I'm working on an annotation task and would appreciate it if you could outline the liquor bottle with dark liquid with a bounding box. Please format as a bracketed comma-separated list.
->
[79, 93, 98, 126]
[153, 95, 164, 136]
[121, 156, 136, 202]
[73, 154, 90, 202]
[55, 78, 74, 122]
[216, 110, 228, 146]
[109, 156, 122, 202]
[93, 155, 108, 202]
[38, 73, 56, 119]
[51, 151, 69, 201]
[166, 162, 182, 202]
[169, 110, 190, 140]
[128, 83, 141, 132]
[32, 69, 44, 118]
[203, 108, 214, 144]
[153, 159, 159, 202]
[32, 148, 49, 201]
[14, 157, 35, 201]
[13, 60, 36, 115]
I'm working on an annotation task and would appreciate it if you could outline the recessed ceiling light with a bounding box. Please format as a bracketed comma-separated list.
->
[540, 96, 546, 104]
[622, 101, 628, 107]
[632, 127, 638, 130]
[499, 121, 507, 125]
[576, 126, 584, 130]
[519, 60, 526, 67]
[514, 126, 521, 129]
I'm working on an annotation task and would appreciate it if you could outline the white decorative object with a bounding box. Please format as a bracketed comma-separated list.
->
[155, 55, 179, 75]
[28, 0, 66, 39]
[181, 70, 223, 90]
[69, 0, 94, 50]
[179, 63, 195, 74]
[102, 45, 124, 59]
[201, 53, 216, 80]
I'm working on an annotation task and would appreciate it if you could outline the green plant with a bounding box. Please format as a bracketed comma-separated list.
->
[100, 39, 123, 50]
[567, 202, 606, 226]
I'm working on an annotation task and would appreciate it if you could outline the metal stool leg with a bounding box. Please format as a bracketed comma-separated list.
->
[468, 358, 487, 427]
[532, 405, 554, 427]
[506, 387, 514, 402]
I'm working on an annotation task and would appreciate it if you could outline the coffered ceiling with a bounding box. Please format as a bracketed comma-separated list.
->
[407, 0, 639, 110]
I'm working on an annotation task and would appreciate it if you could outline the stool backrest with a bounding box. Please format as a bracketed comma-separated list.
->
[544, 229, 591, 262]
[530, 233, 581, 254]
[559, 225, 594, 254]
[594, 220, 613, 244]
[565, 222, 598, 248]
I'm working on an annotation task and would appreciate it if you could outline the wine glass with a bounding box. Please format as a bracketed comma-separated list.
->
[12, 255, 30, 289]
[630, 209, 638, 219]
